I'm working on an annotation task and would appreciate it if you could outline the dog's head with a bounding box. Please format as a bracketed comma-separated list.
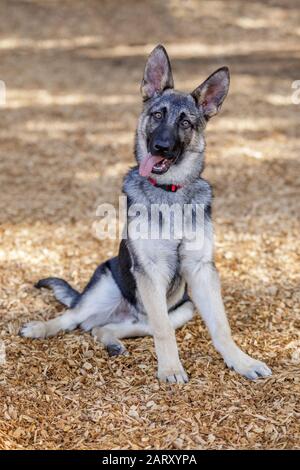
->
[135, 45, 230, 185]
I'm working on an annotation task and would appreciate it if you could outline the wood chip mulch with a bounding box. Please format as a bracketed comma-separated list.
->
[0, 0, 299, 450]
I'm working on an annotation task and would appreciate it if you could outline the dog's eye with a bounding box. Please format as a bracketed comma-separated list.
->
[153, 111, 163, 120]
[181, 119, 191, 129]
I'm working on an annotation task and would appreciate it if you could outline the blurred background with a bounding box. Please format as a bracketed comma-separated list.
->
[0, 0, 299, 450]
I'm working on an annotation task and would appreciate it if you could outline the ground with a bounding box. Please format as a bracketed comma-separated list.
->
[0, 0, 299, 450]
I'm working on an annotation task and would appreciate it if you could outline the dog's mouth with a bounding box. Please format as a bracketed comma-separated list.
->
[139, 153, 176, 177]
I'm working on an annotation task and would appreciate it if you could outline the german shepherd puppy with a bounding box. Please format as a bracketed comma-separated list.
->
[21, 45, 271, 383]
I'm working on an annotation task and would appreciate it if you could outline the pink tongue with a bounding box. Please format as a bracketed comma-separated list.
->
[139, 153, 163, 177]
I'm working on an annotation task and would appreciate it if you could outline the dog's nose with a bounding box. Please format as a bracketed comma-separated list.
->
[153, 141, 171, 155]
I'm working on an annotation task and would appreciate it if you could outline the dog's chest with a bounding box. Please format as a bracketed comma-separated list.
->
[132, 237, 181, 284]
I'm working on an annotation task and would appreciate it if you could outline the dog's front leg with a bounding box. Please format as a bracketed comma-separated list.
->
[136, 273, 188, 384]
[184, 260, 272, 380]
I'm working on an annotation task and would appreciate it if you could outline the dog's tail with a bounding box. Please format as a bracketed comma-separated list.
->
[35, 277, 81, 308]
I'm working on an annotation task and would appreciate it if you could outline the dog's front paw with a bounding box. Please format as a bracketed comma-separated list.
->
[225, 351, 272, 380]
[157, 363, 189, 384]
[20, 321, 47, 339]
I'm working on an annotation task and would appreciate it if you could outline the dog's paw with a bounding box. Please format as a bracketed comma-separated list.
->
[157, 364, 189, 384]
[226, 352, 272, 380]
[19, 321, 47, 339]
[106, 343, 128, 357]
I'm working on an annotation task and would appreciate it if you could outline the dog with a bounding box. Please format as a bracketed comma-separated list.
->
[20, 45, 272, 383]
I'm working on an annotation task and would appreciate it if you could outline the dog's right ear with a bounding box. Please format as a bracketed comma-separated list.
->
[141, 45, 174, 101]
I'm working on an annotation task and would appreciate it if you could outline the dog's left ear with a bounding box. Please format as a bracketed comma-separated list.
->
[191, 67, 230, 120]
[141, 45, 174, 101]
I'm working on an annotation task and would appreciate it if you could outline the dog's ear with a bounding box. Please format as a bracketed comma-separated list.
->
[141, 45, 174, 101]
[191, 67, 230, 120]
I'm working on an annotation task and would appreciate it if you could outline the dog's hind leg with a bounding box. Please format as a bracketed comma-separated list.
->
[20, 268, 122, 339]
[92, 321, 150, 356]
[169, 300, 195, 329]
[92, 300, 194, 356]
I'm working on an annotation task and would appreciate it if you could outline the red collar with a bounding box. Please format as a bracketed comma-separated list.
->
[148, 177, 183, 193]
